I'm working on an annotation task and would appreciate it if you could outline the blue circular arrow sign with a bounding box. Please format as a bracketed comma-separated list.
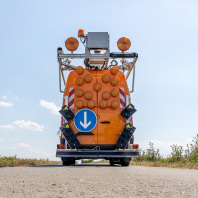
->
[74, 109, 97, 132]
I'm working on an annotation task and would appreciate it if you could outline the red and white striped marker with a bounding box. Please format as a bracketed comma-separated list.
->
[68, 87, 75, 109]
[119, 87, 125, 108]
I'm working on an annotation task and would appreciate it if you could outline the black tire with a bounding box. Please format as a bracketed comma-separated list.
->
[62, 158, 75, 166]
[62, 160, 72, 166]
[70, 159, 75, 165]
[109, 159, 115, 165]
[120, 158, 131, 166]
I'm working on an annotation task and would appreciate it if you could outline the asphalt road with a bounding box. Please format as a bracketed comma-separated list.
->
[0, 164, 198, 198]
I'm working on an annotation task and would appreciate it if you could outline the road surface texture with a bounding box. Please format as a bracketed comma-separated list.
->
[0, 164, 198, 198]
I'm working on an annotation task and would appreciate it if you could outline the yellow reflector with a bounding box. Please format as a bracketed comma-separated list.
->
[84, 91, 92, 100]
[100, 100, 107, 109]
[76, 66, 84, 75]
[111, 100, 119, 109]
[76, 88, 84, 97]
[102, 74, 110, 83]
[110, 77, 119, 86]
[84, 74, 92, 83]
[78, 29, 84, 37]
[110, 66, 119, 75]
[87, 100, 95, 109]
[102, 91, 110, 100]
[111, 88, 118, 97]
[76, 77, 84, 86]
[76, 100, 84, 108]
[65, 37, 79, 52]
[93, 83, 101, 91]
[117, 37, 131, 52]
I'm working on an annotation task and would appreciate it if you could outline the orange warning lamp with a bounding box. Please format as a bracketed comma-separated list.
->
[111, 88, 118, 97]
[84, 91, 92, 100]
[102, 74, 110, 83]
[78, 29, 84, 38]
[76, 77, 84, 86]
[110, 77, 119, 86]
[76, 100, 84, 108]
[84, 74, 92, 83]
[76, 66, 84, 75]
[65, 37, 79, 52]
[102, 91, 110, 100]
[111, 100, 119, 109]
[111, 66, 119, 75]
[93, 83, 101, 91]
[76, 88, 84, 97]
[87, 100, 95, 109]
[100, 100, 107, 108]
[117, 37, 131, 52]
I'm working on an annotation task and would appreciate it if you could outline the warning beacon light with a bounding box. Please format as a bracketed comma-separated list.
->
[65, 37, 79, 52]
[117, 37, 131, 52]
[78, 29, 85, 38]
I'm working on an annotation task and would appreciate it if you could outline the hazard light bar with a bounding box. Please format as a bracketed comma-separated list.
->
[110, 52, 138, 58]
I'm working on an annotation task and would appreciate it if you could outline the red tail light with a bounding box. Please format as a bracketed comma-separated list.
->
[57, 144, 65, 149]
[132, 144, 139, 149]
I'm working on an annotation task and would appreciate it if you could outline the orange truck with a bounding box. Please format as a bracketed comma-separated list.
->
[56, 30, 139, 166]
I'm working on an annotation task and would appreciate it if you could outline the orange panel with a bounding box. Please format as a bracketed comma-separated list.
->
[63, 68, 130, 146]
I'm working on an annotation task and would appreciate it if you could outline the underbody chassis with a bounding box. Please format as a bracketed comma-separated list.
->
[56, 149, 139, 160]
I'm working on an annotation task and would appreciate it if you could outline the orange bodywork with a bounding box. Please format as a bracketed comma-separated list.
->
[62, 67, 130, 146]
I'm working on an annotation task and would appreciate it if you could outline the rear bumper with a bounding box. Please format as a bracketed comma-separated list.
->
[56, 149, 139, 159]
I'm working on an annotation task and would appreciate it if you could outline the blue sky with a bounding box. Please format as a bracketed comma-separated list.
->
[0, 0, 198, 160]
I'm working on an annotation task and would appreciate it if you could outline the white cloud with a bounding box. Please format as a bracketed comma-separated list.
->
[0, 120, 44, 132]
[0, 101, 13, 107]
[40, 99, 60, 115]
[3, 96, 7, 99]
[18, 143, 32, 149]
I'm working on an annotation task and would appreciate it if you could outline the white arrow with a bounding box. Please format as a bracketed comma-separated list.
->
[80, 111, 91, 129]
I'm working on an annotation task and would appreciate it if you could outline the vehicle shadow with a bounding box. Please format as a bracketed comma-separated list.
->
[30, 163, 122, 168]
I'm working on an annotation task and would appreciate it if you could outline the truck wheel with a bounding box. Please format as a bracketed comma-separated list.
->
[62, 161, 71, 166]
[62, 158, 75, 166]
[120, 158, 131, 166]
[109, 159, 115, 165]
[70, 159, 75, 165]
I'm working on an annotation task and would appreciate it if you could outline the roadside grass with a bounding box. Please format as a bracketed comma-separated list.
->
[131, 134, 198, 169]
[0, 155, 61, 167]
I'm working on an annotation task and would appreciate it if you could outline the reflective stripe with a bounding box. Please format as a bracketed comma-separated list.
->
[119, 88, 125, 108]
[68, 88, 75, 109]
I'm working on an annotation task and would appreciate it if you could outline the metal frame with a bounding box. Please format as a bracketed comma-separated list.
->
[57, 52, 138, 93]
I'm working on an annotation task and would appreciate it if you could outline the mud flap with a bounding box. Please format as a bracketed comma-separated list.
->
[116, 123, 136, 149]
[60, 123, 80, 149]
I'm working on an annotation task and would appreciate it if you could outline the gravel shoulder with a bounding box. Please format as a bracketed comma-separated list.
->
[0, 164, 198, 198]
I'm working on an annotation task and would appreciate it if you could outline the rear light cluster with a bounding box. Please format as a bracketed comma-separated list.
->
[132, 144, 139, 149]
[57, 144, 65, 149]
[75, 65, 120, 109]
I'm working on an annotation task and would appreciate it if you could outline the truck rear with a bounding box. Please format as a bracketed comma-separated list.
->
[56, 30, 139, 166]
